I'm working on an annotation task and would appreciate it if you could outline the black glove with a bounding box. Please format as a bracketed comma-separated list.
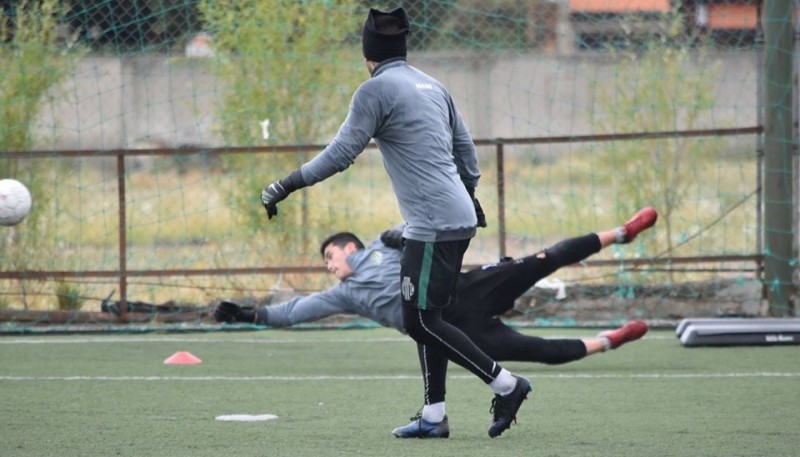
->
[260, 181, 289, 219]
[214, 300, 255, 323]
[214, 300, 240, 323]
[465, 186, 487, 228]
[380, 229, 404, 249]
[261, 170, 306, 219]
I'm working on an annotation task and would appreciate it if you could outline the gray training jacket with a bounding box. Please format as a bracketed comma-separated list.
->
[299, 58, 481, 243]
[255, 236, 405, 332]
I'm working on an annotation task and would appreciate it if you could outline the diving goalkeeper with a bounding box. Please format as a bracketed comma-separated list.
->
[215, 207, 657, 364]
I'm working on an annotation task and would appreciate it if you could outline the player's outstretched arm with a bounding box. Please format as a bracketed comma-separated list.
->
[215, 288, 358, 328]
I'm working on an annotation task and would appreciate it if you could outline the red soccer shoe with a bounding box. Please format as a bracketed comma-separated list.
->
[621, 207, 658, 243]
[604, 320, 649, 349]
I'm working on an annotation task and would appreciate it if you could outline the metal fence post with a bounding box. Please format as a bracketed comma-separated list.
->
[496, 142, 506, 259]
[116, 152, 128, 320]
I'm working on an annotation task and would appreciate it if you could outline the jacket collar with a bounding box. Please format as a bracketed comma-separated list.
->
[371, 57, 406, 77]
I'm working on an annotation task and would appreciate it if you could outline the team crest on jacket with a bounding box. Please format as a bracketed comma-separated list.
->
[401, 276, 415, 301]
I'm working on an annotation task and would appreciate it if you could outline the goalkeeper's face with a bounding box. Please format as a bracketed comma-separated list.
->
[323, 242, 358, 281]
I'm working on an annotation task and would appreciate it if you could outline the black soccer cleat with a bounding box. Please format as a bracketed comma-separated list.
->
[488, 375, 532, 438]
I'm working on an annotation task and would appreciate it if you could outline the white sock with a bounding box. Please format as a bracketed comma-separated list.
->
[421, 402, 446, 423]
[614, 227, 626, 243]
[600, 336, 612, 351]
[489, 369, 516, 396]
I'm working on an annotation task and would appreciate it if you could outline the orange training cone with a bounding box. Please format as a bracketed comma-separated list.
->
[164, 351, 202, 365]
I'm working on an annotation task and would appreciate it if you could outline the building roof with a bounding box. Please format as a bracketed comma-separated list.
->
[708, 3, 757, 29]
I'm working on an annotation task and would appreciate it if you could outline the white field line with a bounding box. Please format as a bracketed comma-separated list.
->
[1, 372, 798, 382]
[0, 334, 678, 345]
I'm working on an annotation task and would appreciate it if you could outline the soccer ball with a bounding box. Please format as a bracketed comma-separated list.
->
[0, 179, 32, 226]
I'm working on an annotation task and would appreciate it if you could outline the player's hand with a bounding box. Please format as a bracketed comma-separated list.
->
[380, 229, 404, 249]
[473, 197, 487, 228]
[261, 180, 289, 219]
[465, 186, 487, 228]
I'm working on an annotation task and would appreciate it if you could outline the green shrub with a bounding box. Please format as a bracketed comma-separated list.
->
[55, 281, 83, 311]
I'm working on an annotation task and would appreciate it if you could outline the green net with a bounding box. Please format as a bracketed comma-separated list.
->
[0, 0, 795, 333]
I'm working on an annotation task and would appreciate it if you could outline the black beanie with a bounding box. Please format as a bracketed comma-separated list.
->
[361, 7, 410, 62]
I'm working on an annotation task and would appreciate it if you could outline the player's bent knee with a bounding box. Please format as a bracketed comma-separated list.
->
[401, 307, 445, 343]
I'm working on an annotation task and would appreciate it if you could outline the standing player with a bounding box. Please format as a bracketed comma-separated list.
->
[217, 207, 658, 437]
[259, 7, 530, 438]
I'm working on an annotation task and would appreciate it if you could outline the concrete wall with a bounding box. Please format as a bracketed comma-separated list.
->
[34, 50, 762, 151]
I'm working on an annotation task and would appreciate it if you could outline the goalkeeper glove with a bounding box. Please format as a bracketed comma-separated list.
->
[261, 170, 306, 219]
[214, 300, 255, 323]
[380, 229, 404, 249]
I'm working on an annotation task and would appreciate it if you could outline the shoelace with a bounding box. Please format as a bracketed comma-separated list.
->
[406, 411, 431, 434]
[489, 395, 516, 423]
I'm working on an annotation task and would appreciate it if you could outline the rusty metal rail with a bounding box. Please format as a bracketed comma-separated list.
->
[1, 126, 764, 305]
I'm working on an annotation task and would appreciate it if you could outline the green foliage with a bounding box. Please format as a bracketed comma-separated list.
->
[55, 281, 83, 311]
[434, 0, 533, 50]
[591, 12, 725, 259]
[0, 0, 83, 267]
[198, 0, 365, 256]
[199, 0, 363, 146]
[0, 0, 76, 152]
[391, 0, 453, 50]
